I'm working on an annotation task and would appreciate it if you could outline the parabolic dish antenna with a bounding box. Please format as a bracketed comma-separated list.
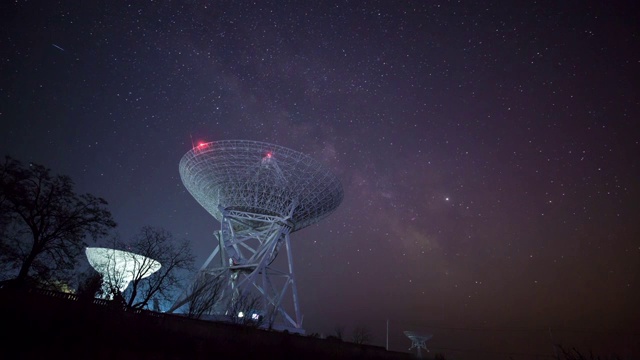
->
[404, 331, 433, 359]
[86, 247, 162, 297]
[169, 140, 343, 331]
[179, 140, 343, 231]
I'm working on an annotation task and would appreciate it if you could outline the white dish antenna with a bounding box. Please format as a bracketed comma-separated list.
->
[86, 247, 161, 296]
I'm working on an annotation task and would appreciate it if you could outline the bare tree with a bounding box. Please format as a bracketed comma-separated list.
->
[86, 239, 133, 300]
[123, 227, 195, 310]
[352, 325, 373, 345]
[227, 291, 266, 328]
[76, 270, 104, 301]
[0, 156, 116, 287]
[555, 345, 621, 360]
[100, 248, 132, 299]
[185, 272, 224, 319]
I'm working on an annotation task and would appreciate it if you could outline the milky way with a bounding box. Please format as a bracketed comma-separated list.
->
[1, 2, 638, 359]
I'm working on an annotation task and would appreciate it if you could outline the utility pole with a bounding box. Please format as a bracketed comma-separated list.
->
[386, 319, 389, 351]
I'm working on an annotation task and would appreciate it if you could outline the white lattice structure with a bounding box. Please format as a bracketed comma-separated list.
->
[404, 331, 432, 358]
[170, 140, 343, 331]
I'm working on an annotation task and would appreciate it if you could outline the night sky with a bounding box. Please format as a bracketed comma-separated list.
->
[1, 1, 639, 359]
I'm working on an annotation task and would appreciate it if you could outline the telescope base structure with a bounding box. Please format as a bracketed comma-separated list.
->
[170, 207, 303, 331]
[404, 331, 432, 359]
[412, 345, 425, 359]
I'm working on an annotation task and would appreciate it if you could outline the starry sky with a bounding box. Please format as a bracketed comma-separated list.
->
[1, 1, 639, 359]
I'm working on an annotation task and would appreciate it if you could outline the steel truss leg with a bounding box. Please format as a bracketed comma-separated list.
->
[171, 204, 304, 330]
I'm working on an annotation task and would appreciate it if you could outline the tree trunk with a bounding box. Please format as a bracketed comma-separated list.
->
[15, 250, 38, 286]
[15, 230, 43, 286]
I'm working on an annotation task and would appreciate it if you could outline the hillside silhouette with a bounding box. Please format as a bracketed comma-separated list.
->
[0, 285, 411, 360]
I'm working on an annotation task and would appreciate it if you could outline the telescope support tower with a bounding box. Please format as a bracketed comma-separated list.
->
[169, 140, 344, 332]
[171, 203, 303, 329]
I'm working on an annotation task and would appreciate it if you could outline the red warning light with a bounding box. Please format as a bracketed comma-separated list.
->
[193, 141, 210, 152]
[261, 152, 273, 165]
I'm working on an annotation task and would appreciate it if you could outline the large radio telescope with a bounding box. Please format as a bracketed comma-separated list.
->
[404, 331, 433, 359]
[169, 140, 343, 330]
[86, 247, 161, 297]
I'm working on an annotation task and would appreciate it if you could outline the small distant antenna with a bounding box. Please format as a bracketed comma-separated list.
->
[404, 331, 432, 359]
[190, 134, 194, 149]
